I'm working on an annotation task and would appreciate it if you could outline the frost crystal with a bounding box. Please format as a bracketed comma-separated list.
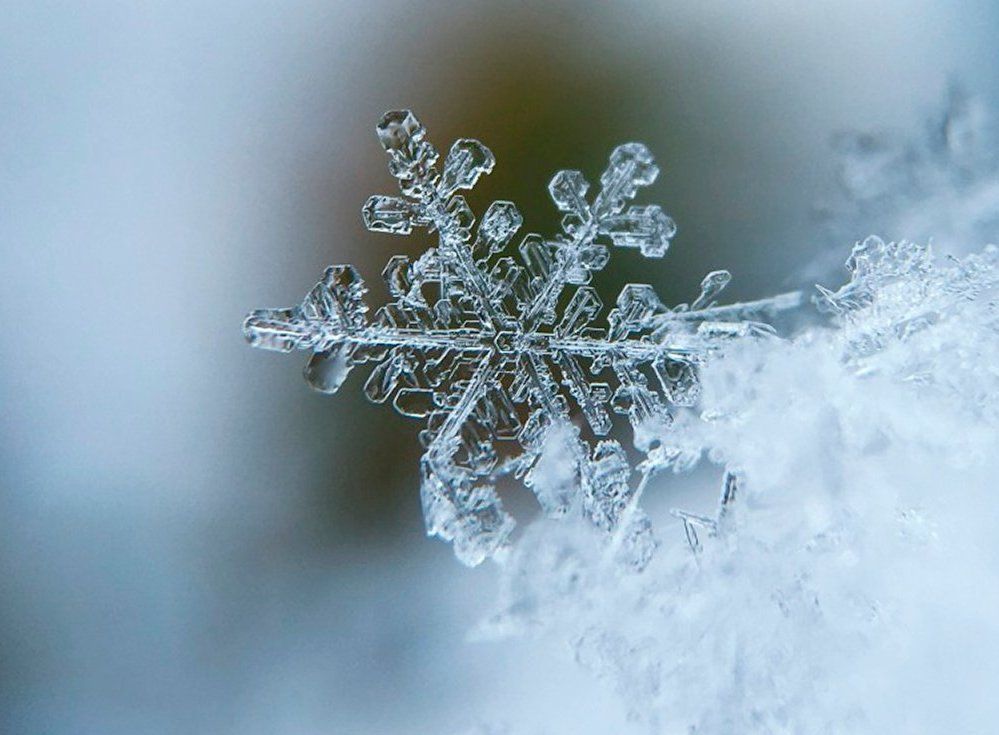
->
[243, 110, 800, 565]
[482, 239, 999, 732]
[816, 235, 999, 413]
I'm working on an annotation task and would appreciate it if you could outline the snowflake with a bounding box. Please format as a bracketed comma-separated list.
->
[243, 110, 801, 565]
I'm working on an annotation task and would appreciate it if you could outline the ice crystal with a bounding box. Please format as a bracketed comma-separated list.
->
[243, 110, 801, 565]
[816, 235, 999, 416]
[483, 239, 999, 732]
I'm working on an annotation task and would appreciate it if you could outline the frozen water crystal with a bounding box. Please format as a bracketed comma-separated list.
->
[243, 110, 801, 565]
[480, 231, 999, 732]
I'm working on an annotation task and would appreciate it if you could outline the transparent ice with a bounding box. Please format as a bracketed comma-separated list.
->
[241, 103, 999, 733]
[243, 110, 801, 565]
[482, 236, 999, 732]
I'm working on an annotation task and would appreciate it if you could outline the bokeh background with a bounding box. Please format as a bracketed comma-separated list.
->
[3, 1, 998, 733]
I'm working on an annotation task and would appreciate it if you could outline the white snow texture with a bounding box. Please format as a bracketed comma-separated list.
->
[248, 94, 999, 733]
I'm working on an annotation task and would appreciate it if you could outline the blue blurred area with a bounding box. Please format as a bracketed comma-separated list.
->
[1, 1, 997, 732]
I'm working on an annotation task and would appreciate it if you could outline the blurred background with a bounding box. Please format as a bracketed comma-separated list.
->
[2, 1, 998, 732]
